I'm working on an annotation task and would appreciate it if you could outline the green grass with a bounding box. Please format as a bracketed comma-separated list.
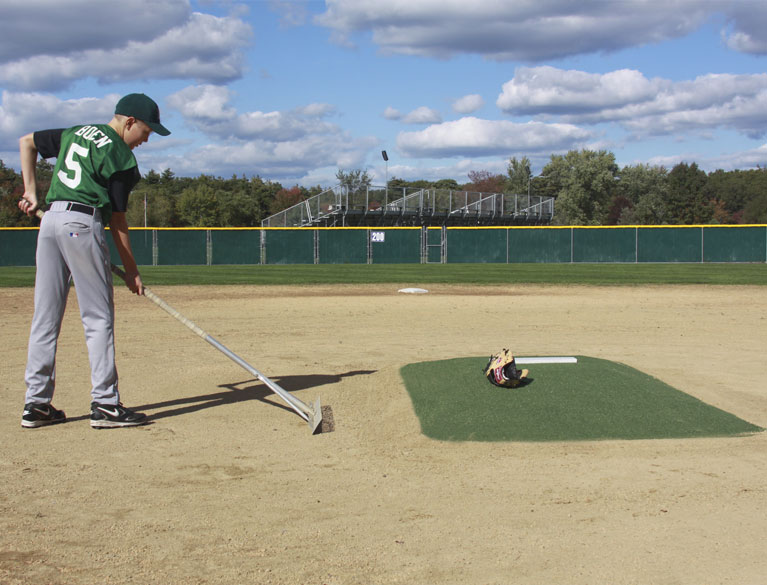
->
[2, 263, 766, 287]
[400, 356, 763, 442]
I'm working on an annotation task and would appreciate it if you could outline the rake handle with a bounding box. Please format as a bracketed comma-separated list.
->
[109, 265, 314, 423]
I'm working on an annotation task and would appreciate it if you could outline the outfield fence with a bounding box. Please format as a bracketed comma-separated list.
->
[1, 225, 765, 267]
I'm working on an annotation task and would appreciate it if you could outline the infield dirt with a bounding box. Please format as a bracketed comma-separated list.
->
[1, 283, 765, 585]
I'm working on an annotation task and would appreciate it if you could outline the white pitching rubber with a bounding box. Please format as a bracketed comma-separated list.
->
[515, 357, 578, 364]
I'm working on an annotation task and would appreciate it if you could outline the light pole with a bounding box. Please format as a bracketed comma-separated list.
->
[381, 150, 388, 203]
[527, 174, 549, 197]
[527, 174, 548, 216]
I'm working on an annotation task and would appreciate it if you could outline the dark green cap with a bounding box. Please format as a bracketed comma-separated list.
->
[115, 93, 170, 136]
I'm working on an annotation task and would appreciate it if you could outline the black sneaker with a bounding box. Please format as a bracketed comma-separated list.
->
[90, 402, 148, 428]
[22, 403, 66, 428]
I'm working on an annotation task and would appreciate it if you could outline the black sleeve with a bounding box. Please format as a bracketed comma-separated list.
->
[108, 167, 142, 213]
[33, 129, 66, 159]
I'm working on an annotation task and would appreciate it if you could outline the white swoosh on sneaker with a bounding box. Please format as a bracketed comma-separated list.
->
[97, 407, 121, 417]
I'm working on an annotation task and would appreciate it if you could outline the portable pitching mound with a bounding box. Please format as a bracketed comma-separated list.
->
[400, 356, 763, 442]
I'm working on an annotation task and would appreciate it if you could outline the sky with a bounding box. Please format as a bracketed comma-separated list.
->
[1, 0, 767, 190]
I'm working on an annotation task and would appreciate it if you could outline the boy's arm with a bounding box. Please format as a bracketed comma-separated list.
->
[18, 133, 39, 216]
[19, 129, 64, 216]
[109, 211, 144, 296]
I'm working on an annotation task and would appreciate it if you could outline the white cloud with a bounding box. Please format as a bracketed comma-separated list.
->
[295, 103, 337, 117]
[168, 85, 339, 141]
[721, 4, 767, 55]
[160, 84, 378, 181]
[642, 143, 767, 173]
[383, 106, 402, 120]
[397, 117, 592, 158]
[497, 66, 662, 115]
[269, 0, 310, 27]
[378, 158, 510, 184]
[166, 85, 237, 122]
[0, 9, 252, 91]
[452, 94, 484, 114]
[402, 106, 442, 124]
[0, 91, 119, 149]
[153, 133, 377, 181]
[497, 66, 767, 139]
[314, 0, 767, 61]
[0, 0, 191, 62]
[702, 144, 767, 171]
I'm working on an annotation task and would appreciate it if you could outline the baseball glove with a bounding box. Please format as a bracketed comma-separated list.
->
[484, 348, 529, 388]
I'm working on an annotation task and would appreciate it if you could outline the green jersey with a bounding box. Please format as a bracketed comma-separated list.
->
[46, 124, 137, 224]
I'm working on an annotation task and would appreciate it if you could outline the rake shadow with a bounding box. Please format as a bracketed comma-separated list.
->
[136, 369, 376, 422]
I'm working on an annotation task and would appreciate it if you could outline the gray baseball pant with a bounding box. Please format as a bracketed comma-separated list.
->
[25, 201, 121, 406]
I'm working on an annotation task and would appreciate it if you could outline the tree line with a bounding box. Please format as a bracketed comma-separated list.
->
[2, 149, 766, 228]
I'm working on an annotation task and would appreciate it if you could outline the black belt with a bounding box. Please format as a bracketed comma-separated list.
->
[65, 202, 96, 216]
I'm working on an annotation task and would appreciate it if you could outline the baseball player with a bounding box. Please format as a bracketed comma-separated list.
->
[18, 93, 170, 428]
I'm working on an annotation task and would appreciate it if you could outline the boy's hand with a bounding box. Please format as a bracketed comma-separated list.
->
[123, 270, 145, 296]
[18, 192, 39, 216]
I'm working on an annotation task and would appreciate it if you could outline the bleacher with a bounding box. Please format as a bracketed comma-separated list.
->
[261, 185, 554, 228]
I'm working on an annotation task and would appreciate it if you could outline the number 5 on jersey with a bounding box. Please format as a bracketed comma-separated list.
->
[58, 143, 89, 189]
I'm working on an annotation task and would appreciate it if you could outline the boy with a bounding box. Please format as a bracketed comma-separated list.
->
[18, 93, 170, 428]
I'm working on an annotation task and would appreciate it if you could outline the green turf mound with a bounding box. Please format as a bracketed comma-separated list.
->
[400, 356, 763, 442]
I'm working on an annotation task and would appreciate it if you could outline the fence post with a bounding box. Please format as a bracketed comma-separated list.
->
[635, 227, 639, 263]
[570, 227, 574, 263]
[260, 230, 266, 265]
[366, 229, 372, 264]
[441, 226, 447, 263]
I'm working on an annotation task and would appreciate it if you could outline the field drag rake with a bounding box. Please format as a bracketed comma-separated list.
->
[112, 264, 325, 434]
